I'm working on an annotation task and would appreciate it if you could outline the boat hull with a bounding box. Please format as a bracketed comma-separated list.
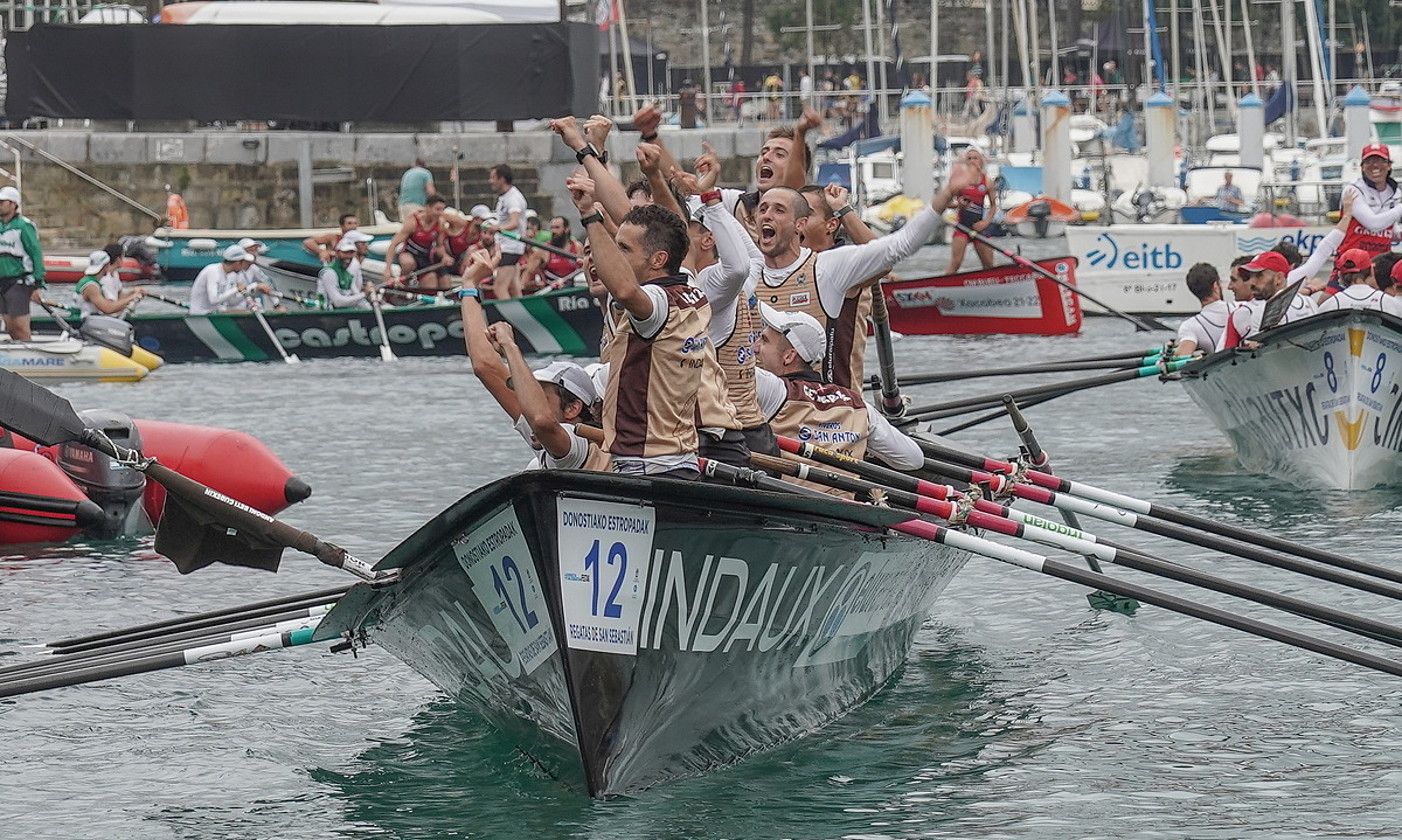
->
[35, 289, 602, 363]
[153, 223, 398, 281]
[315, 471, 968, 796]
[1180, 309, 1402, 490]
[1066, 224, 1333, 315]
[0, 338, 149, 382]
[883, 257, 1082, 335]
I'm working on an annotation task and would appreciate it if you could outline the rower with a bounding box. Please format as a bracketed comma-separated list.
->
[189, 246, 266, 315]
[1385, 258, 1402, 300]
[1329, 143, 1402, 295]
[1174, 263, 1230, 356]
[301, 213, 360, 263]
[530, 216, 584, 289]
[235, 237, 280, 311]
[459, 249, 608, 471]
[568, 176, 732, 480]
[316, 240, 372, 310]
[1218, 251, 1318, 348]
[752, 304, 922, 495]
[1315, 249, 1402, 316]
[384, 195, 448, 292]
[752, 163, 977, 388]
[945, 148, 998, 274]
[75, 249, 142, 318]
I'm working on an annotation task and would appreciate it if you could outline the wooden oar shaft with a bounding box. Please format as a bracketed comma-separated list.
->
[49, 584, 350, 649]
[706, 458, 1402, 680]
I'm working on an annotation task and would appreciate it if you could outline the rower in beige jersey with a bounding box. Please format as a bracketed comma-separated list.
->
[750, 169, 975, 389]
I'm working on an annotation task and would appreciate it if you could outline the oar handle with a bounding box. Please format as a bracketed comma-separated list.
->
[499, 231, 582, 262]
[867, 282, 905, 417]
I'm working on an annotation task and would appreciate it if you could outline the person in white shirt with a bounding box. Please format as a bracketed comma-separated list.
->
[316, 240, 372, 309]
[1219, 250, 1319, 348]
[1315, 248, 1402, 317]
[75, 249, 142, 318]
[490, 164, 530, 300]
[189, 246, 263, 315]
[1174, 263, 1231, 356]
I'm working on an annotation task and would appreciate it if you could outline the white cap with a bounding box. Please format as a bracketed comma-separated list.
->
[760, 303, 827, 364]
[83, 251, 111, 275]
[0, 186, 20, 205]
[222, 245, 250, 262]
[525, 208, 539, 219]
[583, 362, 609, 399]
[533, 360, 598, 405]
[469, 204, 492, 220]
[236, 237, 268, 253]
[334, 238, 357, 252]
[345, 230, 374, 244]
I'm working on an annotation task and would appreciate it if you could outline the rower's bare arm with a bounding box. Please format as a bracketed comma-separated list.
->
[302, 232, 334, 259]
[782, 107, 822, 189]
[568, 174, 653, 321]
[385, 219, 414, 262]
[827, 185, 876, 245]
[459, 250, 520, 418]
[628, 105, 684, 182]
[1174, 338, 1199, 357]
[552, 117, 632, 224]
[488, 322, 574, 458]
[638, 143, 684, 219]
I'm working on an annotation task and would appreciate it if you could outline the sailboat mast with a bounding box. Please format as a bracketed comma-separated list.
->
[1282, 0, 1297, 145]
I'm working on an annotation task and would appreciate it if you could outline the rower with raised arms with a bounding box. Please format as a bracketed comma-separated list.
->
[752, 304, 922, 496]
[1218, 214, 1348, 349]
[565, 172, 725, 480]
[1329, 142, 1402, 294]
[752, 160, 978, 388]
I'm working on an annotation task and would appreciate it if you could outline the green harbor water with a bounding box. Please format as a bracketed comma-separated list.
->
[3, 246, 1402, 838]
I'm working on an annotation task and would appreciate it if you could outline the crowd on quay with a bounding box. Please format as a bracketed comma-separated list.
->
[1174, 141, 1402, 356]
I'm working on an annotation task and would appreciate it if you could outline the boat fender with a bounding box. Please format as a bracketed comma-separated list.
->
[188, 238, 219, 252]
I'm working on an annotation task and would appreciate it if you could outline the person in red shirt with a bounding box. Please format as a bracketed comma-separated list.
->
[945, 148, 998, 274]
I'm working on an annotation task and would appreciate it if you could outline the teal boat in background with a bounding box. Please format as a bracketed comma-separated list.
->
[151, 220, 399, 281]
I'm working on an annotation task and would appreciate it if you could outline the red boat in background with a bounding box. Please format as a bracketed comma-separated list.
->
[42, 254, 154, 284]
[881, 256, 1083, 336]
[0, 417, 310, 546]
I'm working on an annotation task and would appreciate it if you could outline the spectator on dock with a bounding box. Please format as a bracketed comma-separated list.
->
[0, 186, 45, 340]
[397, 157, 436, 221]
[490, 163, 530, 300]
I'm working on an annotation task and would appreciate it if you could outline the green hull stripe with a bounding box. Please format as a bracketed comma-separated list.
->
[184, 317, 249, 361]
[210, 316, 269, 362]
[493, 300, 563, 354]
[518, 295, 587, 355]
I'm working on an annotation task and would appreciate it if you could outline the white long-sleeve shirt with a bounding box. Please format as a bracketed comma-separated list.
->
[759, 205, 942, 318]
[1342, 179, 1402, 231]
[317, 264, 370, 309]
[188, 264, 245, 315]
[690, 201, 762, 345]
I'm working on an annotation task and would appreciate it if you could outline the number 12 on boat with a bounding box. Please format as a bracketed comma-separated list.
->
[557, 498, 657, 655]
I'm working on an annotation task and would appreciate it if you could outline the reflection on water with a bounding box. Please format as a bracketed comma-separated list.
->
[313, 630, 1002, 840]
[1165, 452, 1402, 525]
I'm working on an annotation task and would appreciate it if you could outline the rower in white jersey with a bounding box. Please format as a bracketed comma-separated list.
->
[751, 162, 979, 387]
[1218, 223, 1346, 349]
[1174, 263, 1231, 356]
[189, 246, 261, 315]
[1315, 248, 1402, 316]
[74, 249, 142, 318]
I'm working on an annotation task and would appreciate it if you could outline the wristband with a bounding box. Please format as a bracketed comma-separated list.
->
[836, 204, 854, 218]
[454, 287, 480, 300]
[640, 131, 659, 142]
[579, 211, 605, 227]
[575, 143, 603, 165]
[699, 189, 722, 205]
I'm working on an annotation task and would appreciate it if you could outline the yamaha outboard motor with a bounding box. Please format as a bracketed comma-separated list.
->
[79, 315, 135, 357]
[56, 410, 149, 539]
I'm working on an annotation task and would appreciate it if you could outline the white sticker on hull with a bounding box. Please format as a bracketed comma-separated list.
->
[453, 506, 557, 675]
[557, 497, 656, 655]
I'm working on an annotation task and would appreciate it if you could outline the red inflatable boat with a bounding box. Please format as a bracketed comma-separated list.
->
[41, 255, 153, 284]
[0, 418, 310, 546]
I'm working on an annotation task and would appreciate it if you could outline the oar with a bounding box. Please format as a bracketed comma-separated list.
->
[0, 369, 398, 586]
[933, 389, 1067, 435]
[950, 219, 1173, 332]
[243, 292, 300, 364]
[905, 358, 1190, 421]
[0, 621, 326, 699]
[1003, 395, 1136, 612]
[369, 288, 396, 362]
[869, 353, 1167, 389]
[702, 458, 1402, 680]
[142, 290, 190, 309]
[48, 584, 350, 649]
[914, 454, 1402, 600]
[868, 281, 905, 417]
[498, 230, 582, 263]
[911, 435, 1402, 579]
[0, 609, 333, 682]
[756, 451, 1402, 646]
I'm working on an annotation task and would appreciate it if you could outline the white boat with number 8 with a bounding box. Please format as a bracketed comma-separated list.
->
[1179, 309, 1402, 490]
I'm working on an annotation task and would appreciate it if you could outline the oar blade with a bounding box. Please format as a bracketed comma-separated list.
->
[0, 368, 89, 445]
[154, 491, 284, 574]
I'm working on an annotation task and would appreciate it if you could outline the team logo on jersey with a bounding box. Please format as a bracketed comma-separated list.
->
[789, 292, 811, 307]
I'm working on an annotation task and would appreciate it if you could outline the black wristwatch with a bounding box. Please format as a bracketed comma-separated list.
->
[640, 131, 659, 142]
[575, 143, 603, 165]
[579, 211, 605, 227]
[836, 204, 855, 218]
